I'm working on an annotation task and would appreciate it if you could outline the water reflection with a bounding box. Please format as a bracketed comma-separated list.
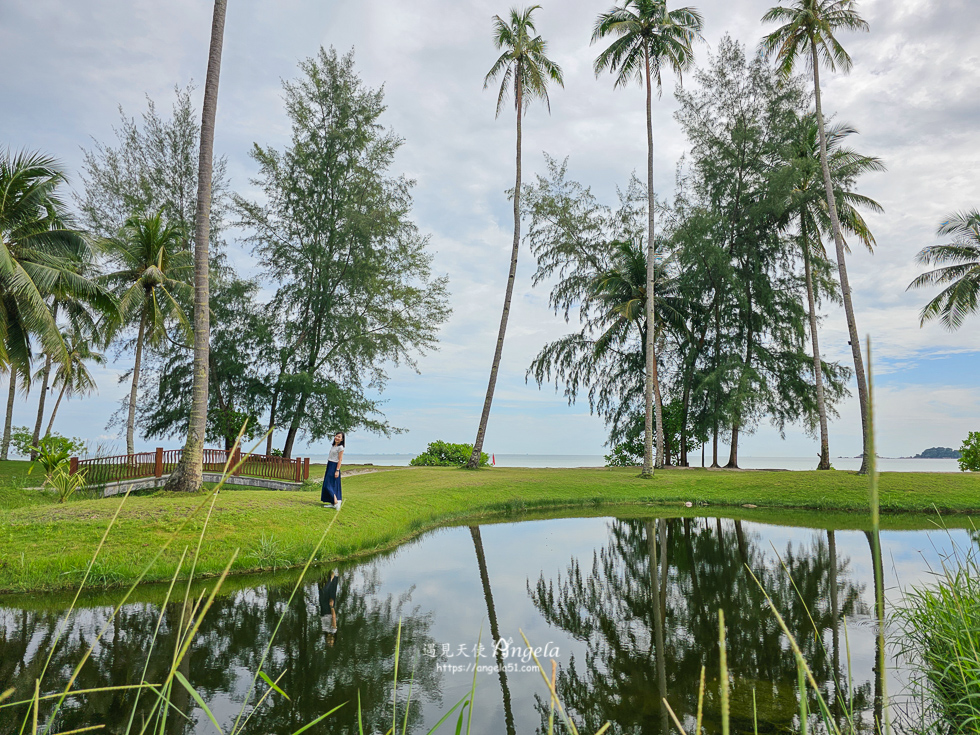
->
[0, 513, 972, 734]
[529, 518, 873, 734]
[0, 565, 441, 734]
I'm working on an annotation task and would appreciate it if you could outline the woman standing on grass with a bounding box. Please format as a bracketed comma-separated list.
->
[321, 432, 345, 509]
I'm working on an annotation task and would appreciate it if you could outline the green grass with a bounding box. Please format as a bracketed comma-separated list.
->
[897, 543, 980, 734]
[1, 464, 978, 594]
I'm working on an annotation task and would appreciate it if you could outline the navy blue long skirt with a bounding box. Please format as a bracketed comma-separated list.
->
[321, 461, 343, 504]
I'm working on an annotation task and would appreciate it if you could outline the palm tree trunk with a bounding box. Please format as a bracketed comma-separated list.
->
[126, 314, 147, 455]
[812, 40, 870, 474]
[828, 529, 841, 722]
[1, 372, 16, 461]
[642, 48, 665, 476]
[45, 383, 67, 437]
[802, 223, 831, 469]
[468, 67, 523, 469]
[31, 302, 58, 459]
[167, 0, 227, 491]
[31, 352, 52, 460]
[647, 520, 669, 734]
[469, 526, 517, 735]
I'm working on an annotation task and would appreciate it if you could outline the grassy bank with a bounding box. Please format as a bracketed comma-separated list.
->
[1, 462, 978, 593]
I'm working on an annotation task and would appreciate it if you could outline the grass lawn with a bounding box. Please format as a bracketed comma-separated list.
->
[0, 462, 978, 593]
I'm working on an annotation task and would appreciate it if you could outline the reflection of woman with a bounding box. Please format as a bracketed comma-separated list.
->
[321, 431, 345, 509]
[318, 571, 340, 640]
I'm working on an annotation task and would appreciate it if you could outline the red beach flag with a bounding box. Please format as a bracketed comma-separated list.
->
[492, 454, 495, 466]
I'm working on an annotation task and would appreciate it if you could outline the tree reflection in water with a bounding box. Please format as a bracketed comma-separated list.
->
[529, 518, 874, 734]
[0, 564, 441, 734]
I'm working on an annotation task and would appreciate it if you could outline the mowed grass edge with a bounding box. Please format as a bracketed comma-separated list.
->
[1, 464, 979, 593]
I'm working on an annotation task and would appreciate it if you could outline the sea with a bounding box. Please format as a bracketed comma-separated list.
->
[308, 453, 962, 472]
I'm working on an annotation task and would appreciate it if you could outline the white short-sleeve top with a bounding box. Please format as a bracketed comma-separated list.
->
[328, 444, 344, 463]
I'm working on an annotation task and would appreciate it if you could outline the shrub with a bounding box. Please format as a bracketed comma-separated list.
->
[604, 436, 643, 467]
[48, 467, 88, 503]
[410, 440, 488, 467]
[9, 427, 87, 459]
[959, 432, 980, 472]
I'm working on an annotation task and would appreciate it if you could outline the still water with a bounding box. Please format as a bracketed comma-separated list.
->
[1, 512, 973, 734]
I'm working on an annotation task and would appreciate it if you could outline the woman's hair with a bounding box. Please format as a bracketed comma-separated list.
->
[334, 432, 346, 447]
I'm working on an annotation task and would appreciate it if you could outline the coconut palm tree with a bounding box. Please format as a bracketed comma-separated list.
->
[167, 0, 227, 491]
[44, 328, 107, 437]
[908, 210, 980, 330]
[467, 5, 564, 469]
[785, 117, 883, 469]
[592, 0, 703, 475]
[102, 212, 192, 454]
[762, 0, 872, 472]
[0, 150, 93, 459]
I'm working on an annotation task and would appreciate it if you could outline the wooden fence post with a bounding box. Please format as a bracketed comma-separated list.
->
[295, 458, 302, 483]
[155, 448, 164, 478]
[233, 446, 242, 476]
[70, 457, 79, 476]
[304, 457, 310, 480]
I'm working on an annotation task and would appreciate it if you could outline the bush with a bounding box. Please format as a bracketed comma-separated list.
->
[9, 427, 87, 459]
[959, 432, 980, 472]
[410, 440, 488, 467]
[605, 436, 643, 467]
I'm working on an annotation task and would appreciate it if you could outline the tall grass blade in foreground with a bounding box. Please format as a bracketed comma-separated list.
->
[896, 531, 980, 733]
[866, 336, 892, 735]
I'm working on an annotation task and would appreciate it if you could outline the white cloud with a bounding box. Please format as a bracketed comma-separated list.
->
[1, 0, 978, 458]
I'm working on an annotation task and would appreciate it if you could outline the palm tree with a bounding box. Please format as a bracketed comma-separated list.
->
[592, 0, 703, 475]
[44, 328, 107, 437]
[466, 5, 564, 470]
[102, 212, 192, 454]
[908, 210, 980, 330]
[0, 150, 90, 459]
[167, 0, 227, 491]
[785, 117, 883, 469]
[762, 0, 872, 472]
[29, 258, 113, 458]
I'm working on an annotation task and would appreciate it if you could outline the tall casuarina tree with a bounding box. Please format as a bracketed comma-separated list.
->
[167, 0, 227, 491]
[762, 0, 872, 472]
[592, 0, 703, 476]
[785, 117, 883, 469]
[467, 5, 563, 469]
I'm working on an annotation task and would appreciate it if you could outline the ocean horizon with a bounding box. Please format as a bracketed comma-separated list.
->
[309, 453, 964, 473]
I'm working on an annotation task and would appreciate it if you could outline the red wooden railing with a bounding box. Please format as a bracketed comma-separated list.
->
[71, 447, 310, 486]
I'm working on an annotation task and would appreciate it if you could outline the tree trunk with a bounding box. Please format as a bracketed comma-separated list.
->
[468, 66, 524, 469]
[45, 383, 67, 437]
[726, 422, 740, 469]
[828, 529, 841, 722]
[266, 389, 279, 455]
[1, 372, 16, 461]
[166, 0, 226, 491]
[470, 527, 516, 735]
[647, 520, 669, 735]
[126, 314, 147, 455]
[641, 47, 665, 476]
[802, 222, 832, 469]
[31, 351, 53, 460]
[711, 303, 721, 468]
[812, 40, 870, 475]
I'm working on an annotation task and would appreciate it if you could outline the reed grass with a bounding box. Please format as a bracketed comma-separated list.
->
[896, 537, 980, 734]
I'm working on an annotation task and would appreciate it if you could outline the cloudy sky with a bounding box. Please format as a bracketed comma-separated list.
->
[1, 0, 978, 459]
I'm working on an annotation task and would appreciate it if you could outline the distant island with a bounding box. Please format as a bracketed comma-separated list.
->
[912, 447, 962, 459]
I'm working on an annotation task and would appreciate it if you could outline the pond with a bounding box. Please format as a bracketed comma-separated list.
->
[1, 510, 973, 734]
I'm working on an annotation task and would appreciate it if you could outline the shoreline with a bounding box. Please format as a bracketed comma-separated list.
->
[1, 464, 978, 594]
